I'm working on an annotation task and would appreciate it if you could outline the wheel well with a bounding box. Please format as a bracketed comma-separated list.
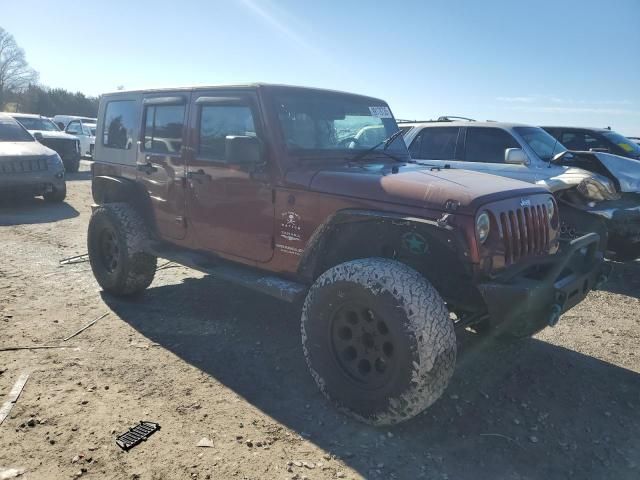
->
[298, 211, 483, 310]
[92, 176, 157, 236]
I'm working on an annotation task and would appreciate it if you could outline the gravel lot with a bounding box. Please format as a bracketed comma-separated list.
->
[1, 162, 639, 480]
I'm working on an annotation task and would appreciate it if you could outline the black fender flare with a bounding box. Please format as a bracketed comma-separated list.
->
[91, 175, 157, 234]
[297, 208, 471, 282]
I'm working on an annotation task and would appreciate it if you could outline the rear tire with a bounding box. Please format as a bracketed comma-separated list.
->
[88, 203, 157, 296]
[64, 156, 80, 173]
[302, 258, 456, 426]
[43, 183, 67, 203]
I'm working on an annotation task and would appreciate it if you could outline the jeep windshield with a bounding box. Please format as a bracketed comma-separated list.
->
[0, 118, 34, 142]
[15, 117, 60, 132]
[273, 91, 409, 160]
[514, 126, 567, 161]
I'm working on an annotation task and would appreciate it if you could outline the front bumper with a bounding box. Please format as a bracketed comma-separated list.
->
[587, 194, 640, 247]
[477, 233, 608, 332]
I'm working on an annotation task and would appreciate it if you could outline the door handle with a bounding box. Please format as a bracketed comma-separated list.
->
[137, 162, 157, 174]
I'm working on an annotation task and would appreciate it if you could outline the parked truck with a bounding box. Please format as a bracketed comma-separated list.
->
[88, 84, 605, 425]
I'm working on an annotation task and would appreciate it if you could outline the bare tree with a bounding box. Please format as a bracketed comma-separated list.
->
[0, 27, 38, 110]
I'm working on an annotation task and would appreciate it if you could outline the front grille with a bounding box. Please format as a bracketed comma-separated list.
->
[498, 203, 550, 265]
[41, 138, 76, 157]
[0, 157, 48, 175]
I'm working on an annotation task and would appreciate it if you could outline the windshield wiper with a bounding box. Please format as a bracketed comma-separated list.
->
[348, 129, 407, 164]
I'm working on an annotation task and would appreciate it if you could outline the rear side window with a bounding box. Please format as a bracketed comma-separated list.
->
[143, 105, 186, 154]
[103, 100, 136, 149]
[410, 127, 459, 159]
[560, 131, 608, 151]
[464, 127, 519, 163]
[198, 105, 256, 161]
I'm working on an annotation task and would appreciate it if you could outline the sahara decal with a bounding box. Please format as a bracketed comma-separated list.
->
[280, 211, 303, 241]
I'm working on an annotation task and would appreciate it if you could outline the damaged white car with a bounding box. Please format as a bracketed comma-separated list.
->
[400, 121, 640, 259]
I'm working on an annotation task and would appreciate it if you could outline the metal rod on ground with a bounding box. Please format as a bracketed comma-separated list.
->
[0, 372, 30, 425]
[62, 312, 110, 342]
[0, 345, 74, 352]
[59, 253, 90, 265]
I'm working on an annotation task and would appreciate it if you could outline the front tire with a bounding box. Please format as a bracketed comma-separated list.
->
[302, 258, 456, 426]
[88, 203, 157, 296]
[43, 183, 67, 203]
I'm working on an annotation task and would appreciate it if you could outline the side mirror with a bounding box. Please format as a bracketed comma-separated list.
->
[33, 132, 44, 142]
[225, 135, 261, 165]
[504, 148, 529, 165]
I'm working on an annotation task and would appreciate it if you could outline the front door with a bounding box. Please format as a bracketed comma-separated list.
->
[136, 94, 189, 240]
[185, 91, 274, 263]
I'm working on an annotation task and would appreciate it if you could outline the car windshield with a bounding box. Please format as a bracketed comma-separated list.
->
[15, 116, 60, 132]
[514, 126, 566, 161]
[272, 91, 408, 159]
[602, 131, 640, 155]
[0, 118, 34, 142]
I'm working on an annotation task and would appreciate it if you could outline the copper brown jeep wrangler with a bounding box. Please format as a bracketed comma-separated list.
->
[88, 84, 606, 425]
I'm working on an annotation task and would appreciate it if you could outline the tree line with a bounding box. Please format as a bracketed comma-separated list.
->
[0, 26, 98, 118]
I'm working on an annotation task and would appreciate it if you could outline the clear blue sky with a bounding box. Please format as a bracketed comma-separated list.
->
[3, 0, 639, 134]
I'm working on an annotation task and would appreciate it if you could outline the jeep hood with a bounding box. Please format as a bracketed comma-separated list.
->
[0, 141, 56, 160]
[292, 164, 548, 215]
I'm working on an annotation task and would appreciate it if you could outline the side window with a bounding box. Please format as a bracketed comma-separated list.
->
[66, 121, 81, 134]
[560, 132, 583, 150]
[414, 127, 459, 160]
[464, 127, 519, 163]
[103, 100, 136, 150]
[198, 105, 256, 162]
[142, 104, 186, 154]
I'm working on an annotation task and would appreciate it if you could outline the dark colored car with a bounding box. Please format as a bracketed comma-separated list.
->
[542, 126, 640, 160]
[0, 113, 66, 202]
[87, 84, 605, 426]
[10, 113, 82, 172]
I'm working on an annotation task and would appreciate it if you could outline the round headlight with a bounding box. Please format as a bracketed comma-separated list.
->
[476, 211, 491, 244]
[545, 197, 555, 220]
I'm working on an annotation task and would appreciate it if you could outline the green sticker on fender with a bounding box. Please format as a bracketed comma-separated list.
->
[402, 232, 428, 255]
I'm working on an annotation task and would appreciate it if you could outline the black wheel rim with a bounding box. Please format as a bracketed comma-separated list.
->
[330, 303, 396, 389]
[99, 227, 120, 273]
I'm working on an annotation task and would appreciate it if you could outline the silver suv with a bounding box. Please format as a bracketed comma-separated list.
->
[0, 113, 66, 202]
[401, 120, 640, 259]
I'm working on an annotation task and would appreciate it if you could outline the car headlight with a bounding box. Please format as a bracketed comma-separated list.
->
[577, 177, 619, 201]
[476, 211, 491, 244]
[545, 197, 555, 220]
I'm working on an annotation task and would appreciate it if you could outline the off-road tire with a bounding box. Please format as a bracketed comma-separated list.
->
[43, 183, 67, 203]
[302, 258, 456, 426]
[64, 156, 80, 173]
[87, 203, 157, 296]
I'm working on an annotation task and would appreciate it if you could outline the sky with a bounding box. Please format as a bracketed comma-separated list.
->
[2, 0, 639, 135]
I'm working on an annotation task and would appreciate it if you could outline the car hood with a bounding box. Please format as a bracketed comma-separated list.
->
[29, 130, 78, 141]
[592, 152, 640, 192]
[550, 151, 640, 193]
[290, 163, 548, 215]
[0, 141, 56, 160]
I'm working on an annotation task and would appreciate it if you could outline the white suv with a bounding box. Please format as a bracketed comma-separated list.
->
[401, 120, 640, 258]
[65, 119, 96, 158]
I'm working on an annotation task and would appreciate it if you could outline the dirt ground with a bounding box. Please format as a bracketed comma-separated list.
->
[1, 162, 639, 480]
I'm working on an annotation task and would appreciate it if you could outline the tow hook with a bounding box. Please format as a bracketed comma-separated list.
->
[548, 304, 563, 327]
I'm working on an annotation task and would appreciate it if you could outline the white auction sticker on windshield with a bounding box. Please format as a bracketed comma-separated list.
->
[369, 106, 392, 118]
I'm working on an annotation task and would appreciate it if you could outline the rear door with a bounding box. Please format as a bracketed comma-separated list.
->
[185, 90, 274, 262]
[136, 94, 189, 240]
